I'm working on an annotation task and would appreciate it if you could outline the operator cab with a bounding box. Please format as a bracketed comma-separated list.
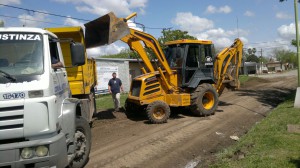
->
[165, 39, 215, 87]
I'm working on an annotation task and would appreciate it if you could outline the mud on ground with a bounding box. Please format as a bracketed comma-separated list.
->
[86, 71, 297, 168]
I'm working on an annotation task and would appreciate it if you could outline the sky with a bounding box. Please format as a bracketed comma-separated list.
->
[0, 0, 298, 57]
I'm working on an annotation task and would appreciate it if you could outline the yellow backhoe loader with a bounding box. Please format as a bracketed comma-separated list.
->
[84, 12, 243, 124]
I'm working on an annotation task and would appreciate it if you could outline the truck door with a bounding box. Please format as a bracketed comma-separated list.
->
[183, 44, 200, 84]
[49, 38, 69, 118]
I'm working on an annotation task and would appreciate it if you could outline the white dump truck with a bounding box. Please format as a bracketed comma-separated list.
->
[0, 27, 92, 168]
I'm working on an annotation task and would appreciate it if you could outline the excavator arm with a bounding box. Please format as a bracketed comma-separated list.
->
[84, 12, 178, 93]
[213, 38, 243, 95]
[84, 11, 243, 96]
[120, 29, 178, 92]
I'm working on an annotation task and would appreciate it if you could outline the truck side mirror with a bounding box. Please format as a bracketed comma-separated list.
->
[71, 42, 85, 66]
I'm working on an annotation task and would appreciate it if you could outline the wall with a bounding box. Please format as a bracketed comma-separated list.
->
[95, 58, 130, 94]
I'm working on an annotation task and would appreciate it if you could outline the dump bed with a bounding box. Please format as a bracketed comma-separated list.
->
[45, 27, 97, 95]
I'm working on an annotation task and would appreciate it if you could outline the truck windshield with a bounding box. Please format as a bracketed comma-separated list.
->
[0, 33, 44, 83]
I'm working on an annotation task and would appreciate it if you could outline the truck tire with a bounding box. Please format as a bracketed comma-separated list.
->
[146, 101, 170, 124]
[70, 116, 92, 168]
[125, 99, 135, 117]
[190, 83, 219, 116]
[90, 87, 97, 115]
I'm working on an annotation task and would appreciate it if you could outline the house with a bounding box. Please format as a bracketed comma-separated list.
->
[94, 58, 156, 94]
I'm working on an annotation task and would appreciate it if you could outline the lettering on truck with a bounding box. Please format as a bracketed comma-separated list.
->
[0, 34, 41, 41]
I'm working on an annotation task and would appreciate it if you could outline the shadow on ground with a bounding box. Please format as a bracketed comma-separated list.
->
[289, 157, 300, 168]
[236, 87, 295, 108]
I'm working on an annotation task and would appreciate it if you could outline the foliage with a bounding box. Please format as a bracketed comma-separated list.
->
[246, 54, 259, 63]
[211, 93, 300, 168]
[272, 48, 297, 66]
[291, 39, 297, 47]
[259, 56, 268, 64]
[158, 29, 197, 49]
[100, 49, 139, 59]
[245, 48, 259, 63]
[247, 48, 256, 55]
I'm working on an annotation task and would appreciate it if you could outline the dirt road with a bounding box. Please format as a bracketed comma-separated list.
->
[86, 70, 297, 168]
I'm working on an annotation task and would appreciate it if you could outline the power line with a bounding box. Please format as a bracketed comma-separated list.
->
[0, 3, 90, 22]
[247, 40, 290, 45]
[0, 14, 64, 26]
[1, 3, 173, 31]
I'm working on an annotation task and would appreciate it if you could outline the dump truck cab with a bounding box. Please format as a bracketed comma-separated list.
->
[0, 27, 90, 168]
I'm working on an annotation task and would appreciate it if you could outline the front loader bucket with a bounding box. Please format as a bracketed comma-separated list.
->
[84, 12, 129, 48]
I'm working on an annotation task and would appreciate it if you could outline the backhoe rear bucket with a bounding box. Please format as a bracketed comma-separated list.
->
[84, 12, 129, 48]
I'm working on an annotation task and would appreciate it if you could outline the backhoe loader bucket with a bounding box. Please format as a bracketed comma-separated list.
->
[84, 12, 129, 48]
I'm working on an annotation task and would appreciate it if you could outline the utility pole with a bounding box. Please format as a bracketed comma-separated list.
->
[260, 48, 263, 74]
[0, 20, 4, 27]
[294, 0, 300, 108]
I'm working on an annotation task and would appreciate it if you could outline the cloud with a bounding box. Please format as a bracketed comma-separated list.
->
[64, 17, 84, 26]
[276, 12, 292, 19]
[0, 0, 21, 5]
[127, 20, 143, 31]
[277, 23, 296, 40]
[87, 43, 126, 57]
[205, 5, 232, 14]
[54, 0, 148, 16]
[18, 11, 49, 27]
[244, 11, 255, 17]
[172, 12, 214, 33]
[172, 13, 248, 48]
[195, 28, 248, 48]
[172, 12, 248, 48]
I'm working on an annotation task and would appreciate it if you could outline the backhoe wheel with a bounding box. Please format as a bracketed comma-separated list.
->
[70, 117, 91, 168]
[190, 83, 219, 116]
[125, 99, 135, 117]
[146, 101, 170, 124]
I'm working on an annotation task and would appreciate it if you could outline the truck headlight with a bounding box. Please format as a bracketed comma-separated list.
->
[21, 147, 34, 159]
[28, 90, 44, 98]
[35, 145, 49, 157]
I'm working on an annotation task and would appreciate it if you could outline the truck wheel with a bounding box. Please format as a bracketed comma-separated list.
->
[90, 87, 97, 115]
[70, 117, 91, 168]
[125, 99, 135, 117]
[146, 101, 170, 124]
[190, 83, 219, 116]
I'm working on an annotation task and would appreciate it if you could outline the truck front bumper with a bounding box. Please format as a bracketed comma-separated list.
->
[0, 132, 68, 168]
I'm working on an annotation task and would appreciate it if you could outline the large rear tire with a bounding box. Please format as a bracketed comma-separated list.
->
[146, 101, 170, 124]
[70, 116, 91, 168]
[190, 83, 219, 116]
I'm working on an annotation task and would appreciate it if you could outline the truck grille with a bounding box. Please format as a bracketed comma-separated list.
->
[143, 79, 160, 96]
[0, 106, 24, 130]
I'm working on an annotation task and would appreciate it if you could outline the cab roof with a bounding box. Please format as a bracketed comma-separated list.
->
[165, 39, 213, 45]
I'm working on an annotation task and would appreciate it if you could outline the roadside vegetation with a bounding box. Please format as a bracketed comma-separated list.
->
[210, 93, 300, 168]
[96, 93, 128, 110]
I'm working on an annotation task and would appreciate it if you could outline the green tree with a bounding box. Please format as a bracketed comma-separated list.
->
[158, 29, 197, 49]
[101, 49, 139, 59]
[291, 39, 298, 47]
[245, 48, 259, 62]
[272, 48, 297, 66]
